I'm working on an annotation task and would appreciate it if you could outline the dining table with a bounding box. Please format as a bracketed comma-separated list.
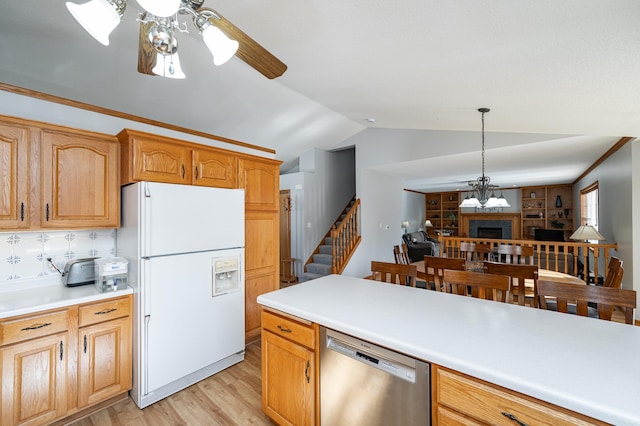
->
[411, 260, 585, 285]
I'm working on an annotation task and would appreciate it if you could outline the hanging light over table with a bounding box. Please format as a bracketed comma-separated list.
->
[459, 108, 510, 209]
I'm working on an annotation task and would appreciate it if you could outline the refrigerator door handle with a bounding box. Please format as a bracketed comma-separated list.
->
[144, 314, 150, 396]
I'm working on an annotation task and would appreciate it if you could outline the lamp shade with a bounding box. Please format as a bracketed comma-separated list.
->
[66, 0, 122, 46]
[460, 195, 481, 208]
[202, 25, 239, 65]
[569, 224, 605, 241]
[424, 220, 434, 228]
[152, 52, 186, 79]
[137, 0, 181, 17]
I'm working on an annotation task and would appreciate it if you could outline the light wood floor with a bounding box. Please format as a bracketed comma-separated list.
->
[72, 341, 274, 426]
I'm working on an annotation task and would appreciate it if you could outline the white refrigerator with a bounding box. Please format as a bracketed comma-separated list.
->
[118, 181, 245, 409]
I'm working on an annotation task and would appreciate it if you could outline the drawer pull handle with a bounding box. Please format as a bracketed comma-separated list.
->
[84, 335, 87, 353]
[20, 202, 25, 221]
[22, 322, 52, 331]
[46, 203, 50, 221]
[60, 341, 64, 361]
[502, 412, 528, 426]
[195, 167, 199, 180]
[181, 165, 185, 178]
[305, 360, 310, 383]
[277, 325, 292, 333]
[95, 308, 117, 315]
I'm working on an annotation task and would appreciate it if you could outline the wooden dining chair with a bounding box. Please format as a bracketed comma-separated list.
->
[393, 244, 411, 265]
[496, 244, 534, 265]
[603, 257, 624, 289]
[370, 261, 418, 286]
[460, 242, 492, 262]
[484, 262, 539, 307]
[442, 269, 510, 302]
[424, 256, 465, 292]
[537, 279, 636, 324]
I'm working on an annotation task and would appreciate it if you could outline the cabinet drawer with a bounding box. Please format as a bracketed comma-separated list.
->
[262, 310, 315, 349]
[79, 296, 131, 327]
[435, 367, 607, 426]
[0, 309, 69, 346]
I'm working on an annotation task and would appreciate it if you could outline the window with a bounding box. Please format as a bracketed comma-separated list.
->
[580, 181, 599, 229]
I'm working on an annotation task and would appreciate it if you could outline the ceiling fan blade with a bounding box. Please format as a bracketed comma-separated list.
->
[137, 20, 156, 76]
[199, 7, 287, 79]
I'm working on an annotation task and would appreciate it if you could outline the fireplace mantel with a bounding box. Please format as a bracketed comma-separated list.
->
[460, 213, 522, 239]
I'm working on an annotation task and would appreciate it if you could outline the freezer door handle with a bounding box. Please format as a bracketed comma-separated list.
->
[144, 314, 150, 395]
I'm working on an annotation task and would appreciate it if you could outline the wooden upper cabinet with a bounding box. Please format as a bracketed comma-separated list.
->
[118, 130, 191, 185]
[41, 129, 119, 228]
[0, 121, 30, 229]
[193, 148, 237, 188]
[118, 129, 239, 189]
[239, 157, 280, 211]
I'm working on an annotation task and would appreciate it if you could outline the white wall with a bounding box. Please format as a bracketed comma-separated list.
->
[343, 170, 406, 278]
[571, 141, 636, 297]
[280, 148, 355, 276]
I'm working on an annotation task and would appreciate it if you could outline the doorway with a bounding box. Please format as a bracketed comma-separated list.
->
[279, 190, 297, 285]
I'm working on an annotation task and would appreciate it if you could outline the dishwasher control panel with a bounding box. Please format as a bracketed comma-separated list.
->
[326, 329, 418, 383]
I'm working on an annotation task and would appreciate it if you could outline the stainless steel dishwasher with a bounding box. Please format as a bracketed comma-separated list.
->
[320, 327, 430, 425]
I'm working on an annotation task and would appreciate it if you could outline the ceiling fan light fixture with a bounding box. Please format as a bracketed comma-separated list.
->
[201, 24, 239, 66]
[137, 0, 181, 18]
[66, 0, 124, 46]
[152, 52, 186, 78]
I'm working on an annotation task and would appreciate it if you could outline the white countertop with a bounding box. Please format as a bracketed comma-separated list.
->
[258, 274, 640, 425]
[0, 277, 133, 319]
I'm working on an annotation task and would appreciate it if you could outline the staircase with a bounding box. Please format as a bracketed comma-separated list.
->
[299, 196, 361, 282]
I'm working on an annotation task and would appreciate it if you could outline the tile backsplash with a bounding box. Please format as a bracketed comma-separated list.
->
[0, 230, 117, 282]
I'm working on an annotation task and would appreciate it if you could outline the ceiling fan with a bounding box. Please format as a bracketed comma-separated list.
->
[65, 0, 287, 79]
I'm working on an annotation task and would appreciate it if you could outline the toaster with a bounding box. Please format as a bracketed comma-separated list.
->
[63, 258, 97, 287]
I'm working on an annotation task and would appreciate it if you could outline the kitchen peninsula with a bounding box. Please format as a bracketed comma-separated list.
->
[258, 274, 640, 425]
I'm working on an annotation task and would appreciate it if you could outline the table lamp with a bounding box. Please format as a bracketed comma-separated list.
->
[402, 220, 409, 234]
[424, 220, 434, 236]
[569, 224, 605, 242]
[570, 224, 605, 283]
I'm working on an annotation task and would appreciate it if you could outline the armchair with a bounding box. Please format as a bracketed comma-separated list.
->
[401, 231, 439, 262]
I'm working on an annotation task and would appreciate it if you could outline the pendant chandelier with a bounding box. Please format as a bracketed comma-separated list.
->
[459, 108, 510, 209]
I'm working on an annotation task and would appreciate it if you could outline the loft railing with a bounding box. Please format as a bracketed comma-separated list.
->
[438, 236, 618, 284]
[331, 198, 361, 274]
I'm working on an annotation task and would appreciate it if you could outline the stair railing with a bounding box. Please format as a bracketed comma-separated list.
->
[330, 198, 361, 274]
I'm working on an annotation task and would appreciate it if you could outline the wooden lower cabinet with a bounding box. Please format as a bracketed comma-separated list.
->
[1, 332, 69, 426]
[261, 309, 318, 426]
[77, 297, 132, 409]
[433, 366, 608, 426]
[0, 295, 132, 426]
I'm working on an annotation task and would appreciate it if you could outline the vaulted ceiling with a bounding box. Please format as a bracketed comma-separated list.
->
[1, 1, 638, 191]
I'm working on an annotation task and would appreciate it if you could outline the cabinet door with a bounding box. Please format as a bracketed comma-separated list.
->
[0, 122, 29, 229]
[193, 148, 237, 188]
[245, 211, 279, 342]
[41, 130, 119, 228]
[78, 316, 132, 408]
[262, 330, 315, 426]
[131, 137, 191, 184]
[238, 158, 279, 211]
[1, 333, 68, 426]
